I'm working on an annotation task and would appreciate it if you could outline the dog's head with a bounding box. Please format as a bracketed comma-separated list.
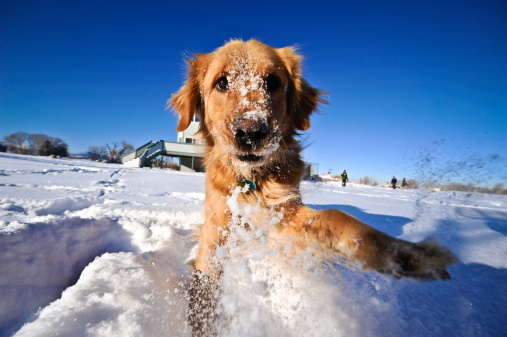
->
[170, 39, 327, 169]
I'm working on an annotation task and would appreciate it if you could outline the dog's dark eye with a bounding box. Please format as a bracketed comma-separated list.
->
[215, 77, 228, 92]
[265, 74, 280, 92]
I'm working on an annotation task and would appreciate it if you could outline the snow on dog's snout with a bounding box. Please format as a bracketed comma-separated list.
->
[226, 55, 282, 158]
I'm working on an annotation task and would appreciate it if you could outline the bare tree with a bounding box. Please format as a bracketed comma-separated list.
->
[359, 176, 378, 186]
[88, 146, 108, 161]
[491, 183, 504, 194]
[406, 179, 420, 189]
[423, 181, 436, 190]
[106, 141, 134, 163]
[3, 132, 29, 153]
[28, 134, 51, 155]
[88, 141, 134, 163]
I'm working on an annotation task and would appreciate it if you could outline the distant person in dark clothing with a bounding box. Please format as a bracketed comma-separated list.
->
[391, 176, 398, 189]
[341, 170, 349, 187]
[402, 178, 407, 188]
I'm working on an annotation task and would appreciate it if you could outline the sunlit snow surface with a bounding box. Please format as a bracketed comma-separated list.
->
[1, 153, 506, 337]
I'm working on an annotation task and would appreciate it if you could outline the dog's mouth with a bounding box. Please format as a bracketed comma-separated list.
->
[229, 132, 282, 167]
[235, 153, 264, 162]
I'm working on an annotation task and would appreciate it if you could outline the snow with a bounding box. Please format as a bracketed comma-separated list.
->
[1, 152, 506, 337]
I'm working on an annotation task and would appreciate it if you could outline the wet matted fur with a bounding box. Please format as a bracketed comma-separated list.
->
[169, 39, 456, 335]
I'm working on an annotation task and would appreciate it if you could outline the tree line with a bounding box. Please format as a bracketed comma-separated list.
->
[421, 181, 507, 194]
[355, 175, 507, 194]
[2, 132, 68, 157]
[2, 131, 135, 164]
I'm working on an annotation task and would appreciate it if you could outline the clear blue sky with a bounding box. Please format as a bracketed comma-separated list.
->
[1, 0, 506, 186]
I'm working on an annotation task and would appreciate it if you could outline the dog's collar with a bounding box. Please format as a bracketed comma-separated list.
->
[236, 177, 256, 194]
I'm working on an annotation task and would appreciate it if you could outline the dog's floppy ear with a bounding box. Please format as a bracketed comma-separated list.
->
[168, 53, 211, 132]
[276, 47, 328, 131]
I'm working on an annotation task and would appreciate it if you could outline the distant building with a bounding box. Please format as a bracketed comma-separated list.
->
[177, 115, 205, 145]
[121, 115, 205, 171]
[175, 115, 205, 171]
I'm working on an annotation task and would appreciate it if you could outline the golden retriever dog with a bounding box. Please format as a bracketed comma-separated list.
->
[169, 39, 456, 335]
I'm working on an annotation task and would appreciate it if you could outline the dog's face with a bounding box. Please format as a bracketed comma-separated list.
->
[170, 40, 325, 169]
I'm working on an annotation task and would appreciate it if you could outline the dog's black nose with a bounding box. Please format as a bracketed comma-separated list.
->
[232, 118, 269, 149]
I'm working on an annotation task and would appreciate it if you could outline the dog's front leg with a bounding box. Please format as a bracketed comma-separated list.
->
[188, 270, 220, 336]
[188, 221, 224, 337]
[285, 206, 456, 281]
[189, 196, 229, 336]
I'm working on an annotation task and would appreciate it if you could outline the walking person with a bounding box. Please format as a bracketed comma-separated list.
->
[341, 170, 349, 187]
[391, 176, 398, 189]
[402, 178, 407, 188]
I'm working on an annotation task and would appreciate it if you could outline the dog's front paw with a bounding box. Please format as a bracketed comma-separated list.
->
[378, 238, 457, 281]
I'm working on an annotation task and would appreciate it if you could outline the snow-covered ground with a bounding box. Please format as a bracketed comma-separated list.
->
[1, 152, 506, 337]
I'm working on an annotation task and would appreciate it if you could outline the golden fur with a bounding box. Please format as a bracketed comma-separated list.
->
[169, 39, 456, 334]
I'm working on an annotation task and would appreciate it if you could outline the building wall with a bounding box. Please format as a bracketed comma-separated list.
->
[177, 116, 204, 144]
[180, 156, 204, 172]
